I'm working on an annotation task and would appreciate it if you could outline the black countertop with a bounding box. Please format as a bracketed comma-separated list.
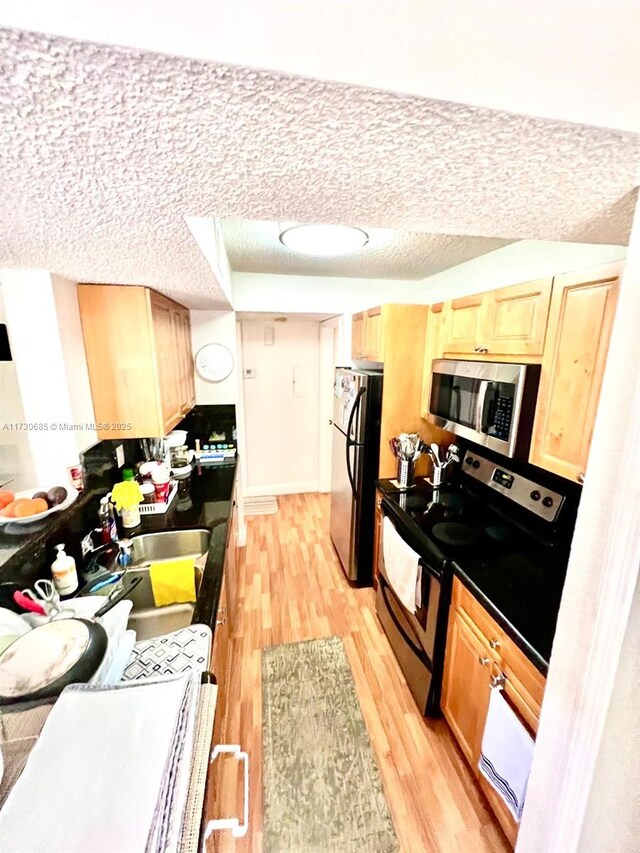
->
[134, 460, 237, 634]
[0, 460, 237, 639]
[378, 477, 568, 674]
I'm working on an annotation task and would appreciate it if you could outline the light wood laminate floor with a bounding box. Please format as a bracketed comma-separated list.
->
[208, 493, 508, 853]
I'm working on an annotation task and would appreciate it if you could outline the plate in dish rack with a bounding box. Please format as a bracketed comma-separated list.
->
[0, 487, 79, 525]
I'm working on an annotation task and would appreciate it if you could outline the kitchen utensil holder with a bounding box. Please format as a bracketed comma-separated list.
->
[431, 465, 444, 487]
[397, 458, 415, 489]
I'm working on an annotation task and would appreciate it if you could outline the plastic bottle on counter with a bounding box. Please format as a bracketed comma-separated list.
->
[99, 495, 118, 545]
[51, 543, 79, 595]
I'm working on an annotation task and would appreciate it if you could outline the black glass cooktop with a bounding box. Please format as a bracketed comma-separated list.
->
[382, 483, 571, 671]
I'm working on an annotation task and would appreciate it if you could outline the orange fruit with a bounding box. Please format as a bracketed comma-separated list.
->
[0, 490, 14, 509]
[30, 498, 49, 514]
[14, 500, 40, 518]
[0, 504, 15, 517]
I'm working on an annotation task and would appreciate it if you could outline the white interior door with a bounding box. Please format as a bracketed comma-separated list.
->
[241, 317, 321, 496]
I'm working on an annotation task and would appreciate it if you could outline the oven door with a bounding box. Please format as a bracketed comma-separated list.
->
[375, 536, 445, 715]
[427, 359, 534, 457]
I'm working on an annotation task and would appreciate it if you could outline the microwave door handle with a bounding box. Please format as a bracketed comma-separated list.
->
[475, 380, 490, 433]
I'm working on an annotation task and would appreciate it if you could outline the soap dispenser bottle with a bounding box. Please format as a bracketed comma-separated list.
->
[51, 543, 79, 595]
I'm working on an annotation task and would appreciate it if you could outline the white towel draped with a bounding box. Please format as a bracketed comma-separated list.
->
[479, 687, 535, 822]
[382, 516, 421, 613]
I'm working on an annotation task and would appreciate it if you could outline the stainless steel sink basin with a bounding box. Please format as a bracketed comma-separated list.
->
[122, 529, 211, 641]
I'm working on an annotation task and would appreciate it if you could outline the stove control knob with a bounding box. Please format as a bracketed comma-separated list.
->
[542, 496, 554, 508]
[472, 460, 480, 469]
[530, 490, 541, 501]
[465, 456, 473, 466]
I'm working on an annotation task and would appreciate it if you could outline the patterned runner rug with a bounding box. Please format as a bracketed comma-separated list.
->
[262, 636, 398, 852]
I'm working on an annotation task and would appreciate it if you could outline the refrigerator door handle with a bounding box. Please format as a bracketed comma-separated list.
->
[345, 387, 366, 496]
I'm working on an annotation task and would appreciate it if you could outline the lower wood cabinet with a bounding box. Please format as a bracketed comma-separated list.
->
[372, 489, 383, 590]
[442, 606, 493, 767]
[442, 578, 546, 847]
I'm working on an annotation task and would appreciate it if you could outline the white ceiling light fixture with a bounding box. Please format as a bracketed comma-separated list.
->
[279, 224, 369, 256]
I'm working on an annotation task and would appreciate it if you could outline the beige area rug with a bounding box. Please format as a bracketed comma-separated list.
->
[262, 636, 398, 853]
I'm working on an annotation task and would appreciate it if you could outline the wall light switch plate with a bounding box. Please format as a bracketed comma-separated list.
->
[116, 444, 125, 468]
[244, 368, 255, 379]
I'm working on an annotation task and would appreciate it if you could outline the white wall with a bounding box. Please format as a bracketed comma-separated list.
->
[419, 240, 627, 302]
[0, 286, 36, 490]
[0, 269, 81, 487]
[241, 317, 320, 495]
[233, 271, 425, 314]
[51, 275, 98, 454]
[190, 310, 238, 404]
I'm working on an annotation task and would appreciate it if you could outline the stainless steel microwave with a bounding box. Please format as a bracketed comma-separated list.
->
[427, 359, 541, 458]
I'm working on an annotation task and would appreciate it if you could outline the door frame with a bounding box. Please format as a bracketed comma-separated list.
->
[517, 210, 639, 850]
[318, 315, 341, 492]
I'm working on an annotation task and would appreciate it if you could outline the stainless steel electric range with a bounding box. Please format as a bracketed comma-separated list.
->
[375, 443, 579, 716]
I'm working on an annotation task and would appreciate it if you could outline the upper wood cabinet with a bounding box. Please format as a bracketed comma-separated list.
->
[442, 278, 552, 359]
[351, 311, 366, 360]
[365, 306, 384, 361]
[443, 293, 485, 354]
[78, 284, 195, 439]
[529, 263, 621, 483]
[420, 303, 446, 419]
[352, 306, 384, 362]
[482, 277, 552, 357]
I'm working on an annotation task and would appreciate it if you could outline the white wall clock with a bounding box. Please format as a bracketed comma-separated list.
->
[195, 343, 234, 382]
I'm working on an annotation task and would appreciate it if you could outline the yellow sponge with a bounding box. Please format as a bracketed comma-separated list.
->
[149, 558, 197, 606]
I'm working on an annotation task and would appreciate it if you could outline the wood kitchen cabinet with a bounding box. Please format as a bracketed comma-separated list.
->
[372, 489, 383, 590]
[78, 284, 194, 439]
[351, 311, 366, 360]
[365, 306, 384, 361]
[420, 302, 446, 419]
[529, 263, 621, 483]
[442, 278, 552, 359]
[442, 577, 545, 847]
[351, 306, 384, 362]
[443, 293, 485, 354]
[223, 484, 240, 636]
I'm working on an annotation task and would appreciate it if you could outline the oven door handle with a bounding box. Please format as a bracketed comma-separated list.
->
[379, 576, 433, 671]
[475, 379, 491, 434]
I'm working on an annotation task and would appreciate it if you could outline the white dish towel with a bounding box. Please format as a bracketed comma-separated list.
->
[479, 686, 535, 822]
[382, 516, 421, 613]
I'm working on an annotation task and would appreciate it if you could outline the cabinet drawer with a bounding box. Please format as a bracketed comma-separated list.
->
[452, 578, 545, 709]
[452, 578, 507, 654]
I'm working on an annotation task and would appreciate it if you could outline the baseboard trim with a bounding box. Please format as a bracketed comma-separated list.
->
[245, 481, 319, 497]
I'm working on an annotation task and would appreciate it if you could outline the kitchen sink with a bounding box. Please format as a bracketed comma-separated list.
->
[122, 529, 211, 641]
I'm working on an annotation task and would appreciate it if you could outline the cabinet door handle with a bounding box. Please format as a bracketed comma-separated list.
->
[577, 472, 585, 484]
[204, 744, 249, 839]
[478, 656, 490, 666]
[216, 606, 227, 626]
[489, 638, 501, 650]
[491, 672, 506, 690]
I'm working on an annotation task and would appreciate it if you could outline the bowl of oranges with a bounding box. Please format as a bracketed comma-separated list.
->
[0, 485, 79, 525]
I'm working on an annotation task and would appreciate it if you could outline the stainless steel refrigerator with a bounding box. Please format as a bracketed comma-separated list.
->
[330, 368, 383, 585]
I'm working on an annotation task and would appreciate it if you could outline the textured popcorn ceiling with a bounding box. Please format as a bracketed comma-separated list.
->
[0, 29, 638, 308]
[220, 219, 512, 279]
